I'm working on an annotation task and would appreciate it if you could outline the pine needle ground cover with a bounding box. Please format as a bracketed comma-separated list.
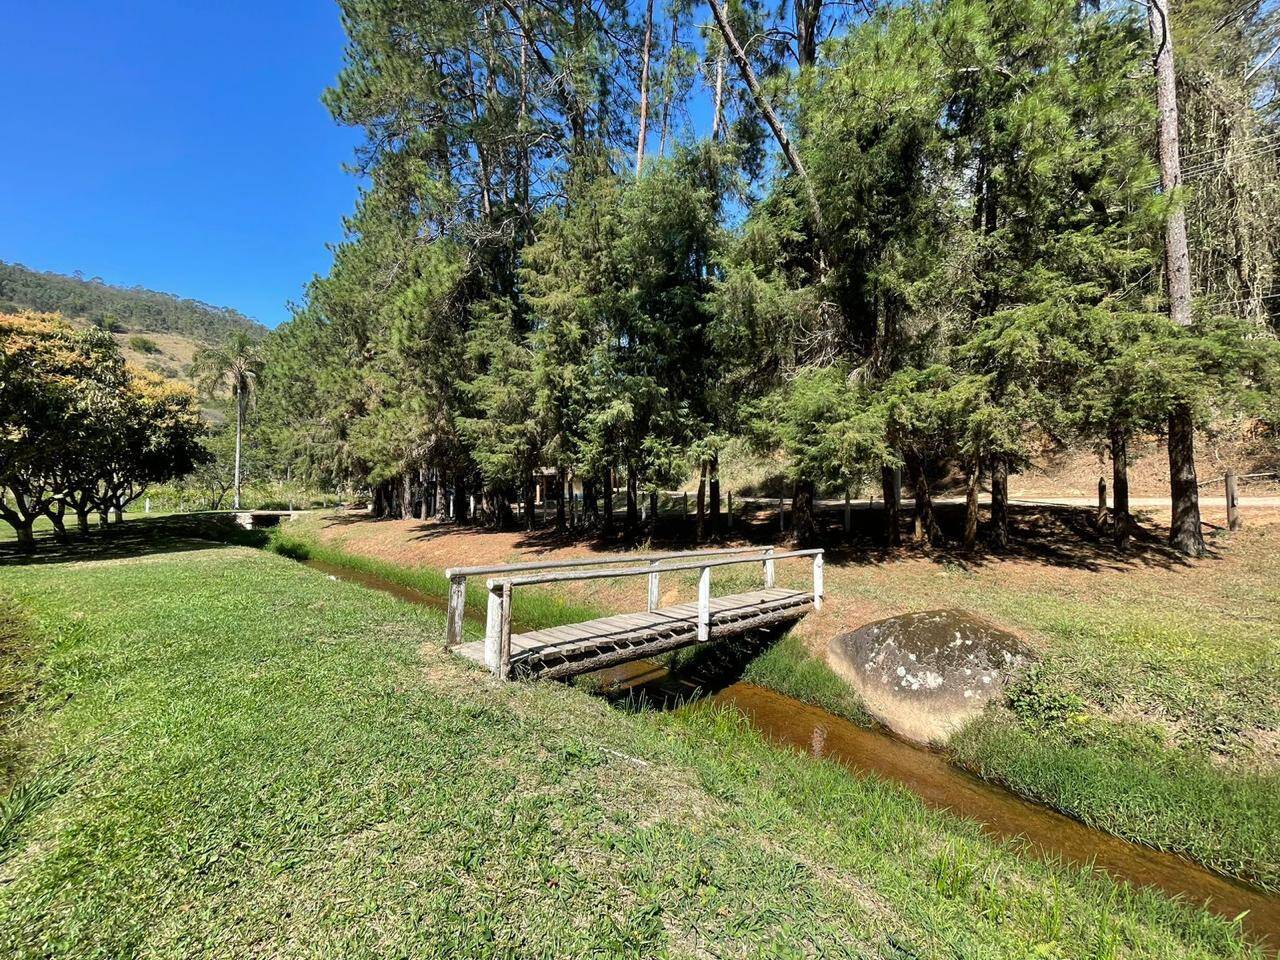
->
[0, 533, 1260, 958]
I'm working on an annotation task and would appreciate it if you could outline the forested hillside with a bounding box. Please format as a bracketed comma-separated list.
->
[0, 261, 265, 343]
[250, 0, 1280, 558]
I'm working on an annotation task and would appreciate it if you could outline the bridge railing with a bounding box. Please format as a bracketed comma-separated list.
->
[466, 547, 824, 678]
[443, 545, 770, 649]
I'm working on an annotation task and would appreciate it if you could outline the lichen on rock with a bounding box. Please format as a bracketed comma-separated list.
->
[827, 609, 1036, 745]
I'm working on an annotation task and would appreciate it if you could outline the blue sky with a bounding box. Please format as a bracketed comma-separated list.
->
[0, 1, 362, 328]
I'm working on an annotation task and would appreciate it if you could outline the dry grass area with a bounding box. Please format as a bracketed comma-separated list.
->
[1012, 429, 1280, 498]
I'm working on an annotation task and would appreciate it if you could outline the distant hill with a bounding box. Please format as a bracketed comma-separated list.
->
[0, 261, 267, 345]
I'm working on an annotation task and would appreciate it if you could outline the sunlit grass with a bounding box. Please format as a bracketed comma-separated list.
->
[0, 533, 1263, 957]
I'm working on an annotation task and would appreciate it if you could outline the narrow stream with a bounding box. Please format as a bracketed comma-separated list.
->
[306, 557, 1279, 951]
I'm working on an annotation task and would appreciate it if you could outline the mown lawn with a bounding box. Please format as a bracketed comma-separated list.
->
[0, 527, 1261, 958]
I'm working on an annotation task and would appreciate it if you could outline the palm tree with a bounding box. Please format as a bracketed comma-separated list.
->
[193, 332, 264, 510]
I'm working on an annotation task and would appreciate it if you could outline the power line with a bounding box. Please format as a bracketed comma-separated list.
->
[1146, 138, 1280, 187]
[1178, 131, 1280, 163]
[1206, 290, 1280, 308]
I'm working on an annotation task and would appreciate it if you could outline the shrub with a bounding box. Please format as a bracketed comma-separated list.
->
[128, 335, 160, 354]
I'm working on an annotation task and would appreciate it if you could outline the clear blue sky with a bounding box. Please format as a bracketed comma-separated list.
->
[0, 1, 362, 328]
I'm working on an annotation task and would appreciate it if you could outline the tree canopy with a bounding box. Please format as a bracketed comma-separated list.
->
[245, 0, 1280, 553]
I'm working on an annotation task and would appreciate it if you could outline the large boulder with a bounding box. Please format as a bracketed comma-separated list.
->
[827, 609, 1035, 745]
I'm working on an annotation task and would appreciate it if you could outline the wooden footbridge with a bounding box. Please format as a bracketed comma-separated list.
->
[445, 546, 824, 680]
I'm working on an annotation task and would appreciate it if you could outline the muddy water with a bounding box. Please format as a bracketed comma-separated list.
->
[304, 557, 456, 617]
[304, 558, 1278, 950]
[595, 661, 1280, 951]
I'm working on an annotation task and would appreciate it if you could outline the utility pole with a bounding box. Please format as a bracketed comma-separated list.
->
[1146, 0, 1205, 557]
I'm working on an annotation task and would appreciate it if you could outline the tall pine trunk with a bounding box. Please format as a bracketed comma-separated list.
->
[1147, 0, 1204, 557]
[709, 455, 721, 538]
[1167, 409, 1203, 555]
[908, 452, 939, 546]
[635, 0, 654, 174]
[583, 477, 597, 527]
[602, 468, 615, 537]
[625, 469, 639, 534]
[555, 467, 567, 532]
[696, 462, 708, 542]
[435, 471, 449, 520]
[1111, 426, 1131, 549]
[990, 454, 1009, 549]
[525, 472, 537, 531]
[452, 475, 467, 523]
[963, 459, 980, 550]
[881, 464, 900, 546]
[791, 479, 818, 546]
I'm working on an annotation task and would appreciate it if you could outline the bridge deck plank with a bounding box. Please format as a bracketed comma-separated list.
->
[454, 588, 812, 678]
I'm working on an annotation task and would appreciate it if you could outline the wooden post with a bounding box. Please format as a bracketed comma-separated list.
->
[763, 546, 775, 588]
[683, 491, 689, 522]
[727, 492, 734, 529]
[697, 565, 711, 644]
[1226, 471, 1240, 531]
[778, 496, 785, 533]
[1097, 477, 1107, 528]
[499, 582, 513, 679]
[484, 580, 504, 675]
[647, 561, 660, 612]
[843, 489, 851, 534]
[813, 551, 824, 611]
[446, 575, 467, 648]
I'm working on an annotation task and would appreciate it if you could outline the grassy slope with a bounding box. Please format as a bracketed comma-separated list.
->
[0, 533, 1259, 958]
[814, 539, 1280, 893]
[275, 515, 1280, 892]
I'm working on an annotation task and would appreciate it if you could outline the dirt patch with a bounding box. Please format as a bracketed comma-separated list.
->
[1013, 428, 1280, 498]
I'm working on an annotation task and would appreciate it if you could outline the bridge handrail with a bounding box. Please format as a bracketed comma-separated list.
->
[475, 547, 824, 679]
[443, 545, 776, 648]
[490, 548, 821, 588]
[444, 545, 766, 579]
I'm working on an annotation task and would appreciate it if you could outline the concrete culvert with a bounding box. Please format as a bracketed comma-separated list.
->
[827, 609, 1035, 746]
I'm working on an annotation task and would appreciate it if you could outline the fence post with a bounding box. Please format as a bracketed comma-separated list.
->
[1097, 477, 1107, 527]
[778, 496, 785, 533]
[484, 580, 504, 675]
[446, 574, 467, 648]
[763, 546, 775, 588]
[647, 561, 660, 612]
[727, 492, 734, 530]
[813, 551, 824, 611]
[1226, 471, 1240, 531]
[499, 582, 513, 679]
[683, 491, 689, 523]
[697, 565, 712, 644]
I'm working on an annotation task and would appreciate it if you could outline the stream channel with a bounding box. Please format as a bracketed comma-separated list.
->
[303, 556, 1279, 950]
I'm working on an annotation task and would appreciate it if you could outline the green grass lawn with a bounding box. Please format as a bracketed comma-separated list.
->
[0, 526, 1262, 957]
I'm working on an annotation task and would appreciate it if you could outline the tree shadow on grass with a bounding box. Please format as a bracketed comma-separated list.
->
[0, 516, 269, 568]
